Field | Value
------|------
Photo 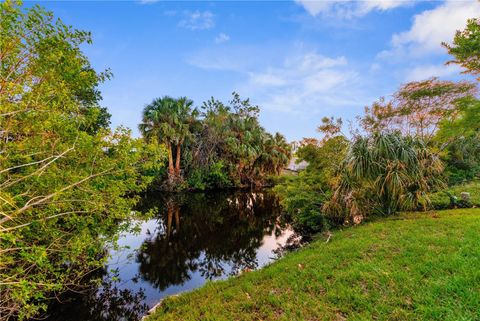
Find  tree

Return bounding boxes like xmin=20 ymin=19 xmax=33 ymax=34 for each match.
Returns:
xmin=184 ymin=93 xmax=290 ymax=189
xmin=438 ymin=16 xmax=480 ymax=184
xmin=359 ymin=78 xmax=476 ymax=142
xmin=325 ymin=132 xmax=444 ymax=222
xmin=435 ymin=97 xmax=480 ymax=184
xmin=274 ymin=135 xmax=348 ymax=232
xmin=443 ymin=18 xmax=480 ymax=80
xmin=317 ymin=116 xmax=343 ymax=141
xmin=173 ymin=97 xmax=197 ymax=177
xmin=0 ymin=2 xmax=159 ymax=319
xmin=139 ymin=96 xmax=196 ymax=183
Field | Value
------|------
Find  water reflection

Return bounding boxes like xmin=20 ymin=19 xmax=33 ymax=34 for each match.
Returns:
xmin=136 ymin=191 xmax=288 ymax=288
xmin=44 ymin=191 xmax=293 ymax=321
xmin=44 ymin=270 xmax=149 ymax=321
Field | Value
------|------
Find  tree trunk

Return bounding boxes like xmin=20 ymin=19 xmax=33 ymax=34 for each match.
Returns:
xmin=166 ymin=203 xmax=173 ymax=239
xmin=175 ymin=144 xmax=181 ymax=177
xmin=167 ymin=143 xmax=174 ymax=179
xmin=174 ymin=206 xmax=180 ymax=231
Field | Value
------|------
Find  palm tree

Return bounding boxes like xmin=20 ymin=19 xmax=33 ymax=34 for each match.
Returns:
xmin=270 ymin=132 xmax=291 ymax=175
xmin=325 ymin=132 xmax=444 ymax=220
xmin=139 ymin=96 xmax=196 ymax=182
xmin=172 ymin=97 xmax=196 ymax=177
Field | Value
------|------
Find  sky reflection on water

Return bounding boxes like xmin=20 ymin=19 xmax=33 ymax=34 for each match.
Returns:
xmin=46 ymin=191 xmax=294 ymax=321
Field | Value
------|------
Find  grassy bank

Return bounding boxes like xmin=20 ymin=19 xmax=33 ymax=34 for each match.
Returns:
xmin=148 ymin=209 xmax=480 ymax=321
xmin=430 ymin=181 xmax=480 ymax=209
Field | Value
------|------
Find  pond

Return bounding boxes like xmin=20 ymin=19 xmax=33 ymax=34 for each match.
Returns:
xmin=44 ymin=190 xmax=298 ymax=321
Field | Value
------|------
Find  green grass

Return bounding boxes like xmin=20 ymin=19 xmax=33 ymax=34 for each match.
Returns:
xmin=148 ymin=209 xmax=480 ymax=321
xmin=430 ymin=181 xmax=480 ymax=209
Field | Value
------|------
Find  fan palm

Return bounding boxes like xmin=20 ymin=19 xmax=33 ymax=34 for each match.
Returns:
xmin=326 ymin=132 xmax=444 ymax=219
xmin=139 ymin=96 xmax=196 ymax=181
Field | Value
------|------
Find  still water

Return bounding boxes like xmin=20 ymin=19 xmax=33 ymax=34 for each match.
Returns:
xmin=45 ymin=191 xmax=296 ymax=321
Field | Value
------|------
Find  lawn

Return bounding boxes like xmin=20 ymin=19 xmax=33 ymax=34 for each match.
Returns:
xmin=147 ymin=208 xmax=480 ymax=321
xmin=429 ymin=181 xmax=480 ymax=209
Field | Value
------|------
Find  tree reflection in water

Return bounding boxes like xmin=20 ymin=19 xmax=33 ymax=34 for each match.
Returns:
xmin=135 ymin=191 xmax=288 ymax=290
xmin=43 ymin=269 xmax=149 ymax=321
xmin=43 ymin=191 xmax=293 ymax=321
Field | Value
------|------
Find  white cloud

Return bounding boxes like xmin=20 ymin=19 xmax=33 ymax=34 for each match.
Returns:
xmin=295 ymin=0 xmax=332 ymax=16
xmin=384 ymin=0 xmax=480 ymax=57
xmin=405 ymin=63 xmax=461 ymax=81
xmin=295 ymin=0 xmax=415 ymax=18
xmin=188 ymin=46 xmax=371 ymax=114
xmin=243 ymin=52 xmax=361 ymax=114
xmin=215 ymin=33 xmax=230 ymax=44
xmin=178 ymin=11 xmax=215 ymax=30
xmin=249 ymin=73 xmax=286 ymax=87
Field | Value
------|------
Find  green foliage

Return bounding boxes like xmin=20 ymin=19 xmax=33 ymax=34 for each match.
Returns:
xmin=429 ymin=181 xmax=480 ymax=209
xmin=186 ymin=162 xmax=233 ymax=191
xmin=139 ymin=96 xmax=197 ymax=183
xmin=137 ymin=139 xmax=169 ymax=182
xmin=142 ymin=93 xmax=291 ymax=190
xmin=434 ymin=97 xmax=480 ymax=184
xmin=326 ymin=132 xmax=444 ymax=219
xmin=195 ymin=94 xmax=290 ymax=188
xmin=274 ymin=174 xmax=329 ymax=233
xmin=443 ymin=18 xmax=480 ymax=80
xmin=0 ymin=2 xmax=164 ymax=319
xmin=148 ymin=209 xmax=480 ymax=321
xmin=186 ymin=169 xmax=208 ymax=190
xmin=274 ymin=136 xmax=348 ymax=232
xmin=204 ymin=161 xmax=232 ymax=188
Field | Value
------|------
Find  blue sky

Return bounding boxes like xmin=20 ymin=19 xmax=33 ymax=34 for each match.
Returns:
xmin=33 ymin=0 xmax=480 ymax=141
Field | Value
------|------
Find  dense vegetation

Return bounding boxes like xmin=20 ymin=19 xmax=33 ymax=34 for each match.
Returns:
xmin=275 ymin=19 xmax=480 ymax=233
xmin=0 ymin=2 xmax=288 ymax=319
xmin=1 ymin=1 xmax=480 ymax=320
xmin=139 ymin=94 xmax=291 ymax=190
xmin=148 ymin=209 xmax=480 ymax=321
xmin=0 ymin=3 xmax=165 ymax=319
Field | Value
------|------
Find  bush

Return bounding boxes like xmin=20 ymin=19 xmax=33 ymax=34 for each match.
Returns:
xmin=273 ymin=175 xmax=328 ymax=233
xmin=429 ymin=181 xmax=480 ymax=209
xmin=273 ymin=136 xmax=348 ymax=233
xmin=186 ymin=162 xmax=232 ymax=191
xmin=187 ymin=169 xmax=207 ymax=190
xmin=205 ymin=161 xmax=232 ymax=189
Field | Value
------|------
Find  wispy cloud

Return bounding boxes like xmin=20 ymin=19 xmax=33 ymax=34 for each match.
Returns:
xmin=178 ymin=10 xmax=215 ymax=30
xmin=187 ymin=43 xmax=372 ymax=115
xmin=380 ymin=0 xmax=480 ymax=58
xmin=295 ymin=0 xmax=416 ymax=19
xmin=215 ymin=33 xmax=230 ymax=44
xmin=243 ymin=52 xmax=361 ymax=114
xmin=405 ymin=64 xmax=461 ymax=82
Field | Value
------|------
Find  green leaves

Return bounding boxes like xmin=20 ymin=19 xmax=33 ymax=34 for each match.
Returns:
xmin=274 ymin=136 xmax=347 ymax=233
xmin=0 ymin=2 xmax=162 ymax=319
xmin=140 ymin=92 xmax=291 ymax=190
xmin=359 ymin=78 xmax=476 ymax=142
xmin=443 ymin=18 xmax=480 ymax=80
xmin=331 ymin=132 xmax=444 ymax=218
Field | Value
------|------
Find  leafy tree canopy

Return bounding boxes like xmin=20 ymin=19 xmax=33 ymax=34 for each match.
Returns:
xmin=0 ymin=2 xmax=164 ymax=319
xmin=443 ymin=18 xmax=480 ymax=79
xmin=359 ymin=78 xmax=476 ymax=142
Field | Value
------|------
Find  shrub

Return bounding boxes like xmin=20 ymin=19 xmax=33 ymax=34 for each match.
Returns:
xmin=326 ymin=132 xmax=444 ymax=219
xmin=273 ymin=175 xmax=329 ymax=233
xmin=429 ymin=181 xmax=480 ymax=209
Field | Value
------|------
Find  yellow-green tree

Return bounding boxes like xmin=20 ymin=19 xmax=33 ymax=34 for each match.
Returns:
xmin=0 ymin=2 xmax=163 ymax=319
